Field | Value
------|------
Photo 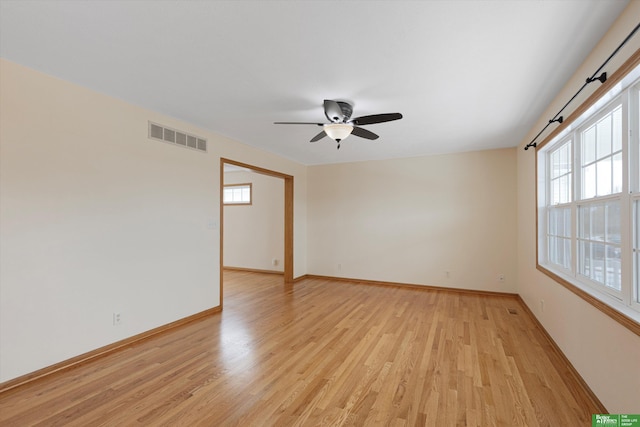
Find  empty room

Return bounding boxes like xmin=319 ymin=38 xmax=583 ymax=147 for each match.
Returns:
xmin=1 ymin=1 xmax=639 ymax=426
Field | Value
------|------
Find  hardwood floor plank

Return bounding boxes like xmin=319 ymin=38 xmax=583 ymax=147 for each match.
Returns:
xmin=0 ymin=271 xmax=604 ymax=426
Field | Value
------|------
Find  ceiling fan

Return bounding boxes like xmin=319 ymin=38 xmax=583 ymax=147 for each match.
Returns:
xmin=274 ymin=100 xmax=403 ymax=149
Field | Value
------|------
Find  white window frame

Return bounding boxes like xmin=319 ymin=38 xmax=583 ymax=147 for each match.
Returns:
xmin=537 ymin=65 xmax=640 ymax=325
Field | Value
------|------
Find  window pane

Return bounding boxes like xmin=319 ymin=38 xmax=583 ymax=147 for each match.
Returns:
xmin=607 ymin=201 xmax=621 ymax=244
xmin=559 ymin=143 xmax=568 ymax=175
xmin=591 ymin=204 xmax=605 ymax=241
xmin=596 ymin=114 xmax=612 ymax=160
xmin=556 ymin=209 xmax=565 ymax=237
xmin=591 ymin=242 xmax=605 ymax=284
xmin=548 ymin=209 xmax=557 ymax=235
xmin=579 ymin=206 xmax=590 ymax=239
xmin=551 ymin=149 xmax=560 ymax=178
xmin=556 ymin=237 xmax=564 ymax=267
xmin=550 ymin=141 xmax=571 ymax=178
xmin=558 ymin=176 xmax=566 ymax=204
xmin=563 ymin=141 xmax=572 ymax=176
xmin=582 ymin=126 xmax=596 ymax=165
xmin=612 ymin=105 xmax=622 ymax=153
xmin=549 ymin=207 xmax=572 ymax=238
xmin=596 ymin=158 xmax=612 ymax=196
xmin=580 ymin=241 xmax=590 ymax=277
xmin=583 ymin=163 xmax=596 ymax=199
xmin=564 ymin=238 xmax=571 ymax=269
xmin=549 ymin=141 xmax=572 ymax=204
xmin=606 ymin=245 xmax=622 ymax=291
xmin=558 ymin=144 xmax=565 ymax=173
xmin=560 ymin=175 xmax=571 ymax=204
xmin=612 ymin=152 xmax=623 ymax=194
xmin=581 ymin=106 xmax=622 ymax=200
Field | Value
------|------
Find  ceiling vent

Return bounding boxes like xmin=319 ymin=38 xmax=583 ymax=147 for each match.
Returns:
xmin=148 ymin=122 xmax=207 ymax=153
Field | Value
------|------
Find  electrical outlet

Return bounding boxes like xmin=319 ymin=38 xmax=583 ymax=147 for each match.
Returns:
xmin=272 ymin=258 xmax=278 ymax=266
xmin=113 ymin=312 xmax=122 ymax=326
xmin=498 ymin=274 xmax=505 ymax=282
xmin=337 ymin=263 xmax=342 ymax=271
xmin=540 ymin=300 xmax=545 ymax=313
xmin=445 ymin=271 xmax=450 ymax=278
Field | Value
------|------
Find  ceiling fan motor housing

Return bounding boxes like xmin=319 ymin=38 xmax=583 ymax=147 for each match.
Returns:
xmin=336 ymin=101 xmax=353 ymax=122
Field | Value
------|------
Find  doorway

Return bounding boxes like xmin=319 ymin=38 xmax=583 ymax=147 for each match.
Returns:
xmin=220 ymin=158 xmax=293 ymax=307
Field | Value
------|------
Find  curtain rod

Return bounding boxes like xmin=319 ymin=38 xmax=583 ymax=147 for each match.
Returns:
xmin=523 ymin=21 xmax=640 ymax=151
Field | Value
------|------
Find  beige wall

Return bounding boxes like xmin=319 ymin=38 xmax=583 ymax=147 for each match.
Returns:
xmin=223 ymin=170 xmax=284 ymax=272
xmin=0 ymin=59 xmax=307 ymax=382
xmin=307 ymin=148 xmax=517 ymax=293
xmin=516 ymin=2 xmax=640 ymax=412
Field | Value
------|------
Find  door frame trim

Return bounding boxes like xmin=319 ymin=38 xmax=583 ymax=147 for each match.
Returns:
xmin=220 ymin=158 xmax=294 ymax=306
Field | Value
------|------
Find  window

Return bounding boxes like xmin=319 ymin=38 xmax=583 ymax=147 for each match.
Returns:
xmin=224 ymin=183 xmax=252 ymax=205
xmin=537 ymin=65 xmax=640 ymax=322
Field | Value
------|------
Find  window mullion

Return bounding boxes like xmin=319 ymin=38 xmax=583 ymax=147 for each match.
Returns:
xmin=572 ymin=132 xmax=579 ymax=277
xmin=621 ymin=192 xmax=632 ymax=306
xmin=630 ymin=84 xmax=640 ymax=194
xmin=633 ymin=194 xmax=640 ymax=310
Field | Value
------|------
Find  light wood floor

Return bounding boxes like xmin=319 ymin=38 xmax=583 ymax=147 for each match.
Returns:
xmin=0 ymin=271 xmax=601 ymax=426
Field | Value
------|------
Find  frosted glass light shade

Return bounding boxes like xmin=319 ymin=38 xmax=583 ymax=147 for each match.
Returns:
xmin=324 ymin=123 xmax=353 ymax=141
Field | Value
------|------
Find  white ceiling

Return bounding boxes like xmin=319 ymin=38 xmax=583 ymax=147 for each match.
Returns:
xmin=0 ymin=0 xmax=630 ymax=165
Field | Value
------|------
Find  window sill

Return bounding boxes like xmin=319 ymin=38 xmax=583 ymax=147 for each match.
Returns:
xmin=537 ymin=263 xmax=640 ymax=337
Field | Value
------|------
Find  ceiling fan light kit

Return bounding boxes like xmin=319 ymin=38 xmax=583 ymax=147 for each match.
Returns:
xmin=275 ymin=99 xmax=402 ymax=150
xmin=323 ymin=123 xmax=353 ymax=142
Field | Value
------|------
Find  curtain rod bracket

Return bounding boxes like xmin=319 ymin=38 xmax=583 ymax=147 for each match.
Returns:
xmin=586 ymin=72 xmax=607 ymax=85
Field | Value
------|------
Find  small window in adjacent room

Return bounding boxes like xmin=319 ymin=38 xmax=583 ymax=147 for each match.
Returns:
xmin=224 ymin=183 xmax=252 ymax=205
